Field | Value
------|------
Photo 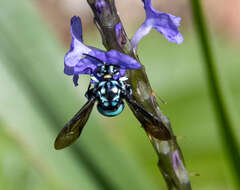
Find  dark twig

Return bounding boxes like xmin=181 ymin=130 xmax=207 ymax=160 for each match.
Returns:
xmin=87 ymin=0 xmax=191 ymax=189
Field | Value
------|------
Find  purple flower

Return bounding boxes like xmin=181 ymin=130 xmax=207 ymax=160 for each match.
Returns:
xmin=131 ymin=0 xmax=183 ymax=50
xmin=95 ymin=0 xmax=110 ymax=15
xmin=172 ymin=150 xmax=189 ymax=184
xmin=115 ymin=23 xmax=127 ymax=47
xmin=64 ymin=16 xmax=141 ymax=86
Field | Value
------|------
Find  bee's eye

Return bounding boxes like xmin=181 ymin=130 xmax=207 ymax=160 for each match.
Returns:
xmin=96 ymin=67 xmax=103 ymax=77
xmin=113 ymin=68 xmax=120 ymax=75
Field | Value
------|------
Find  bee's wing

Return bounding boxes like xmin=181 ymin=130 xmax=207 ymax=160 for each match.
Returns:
xmin=54 ymin=97 xmax=96 ymax=150
xmin=126 ymin=96 xmax=171 ymax=141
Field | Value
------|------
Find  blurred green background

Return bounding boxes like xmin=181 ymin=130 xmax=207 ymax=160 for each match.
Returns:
xmin=0 ymin=0 xmax=239 ymax=189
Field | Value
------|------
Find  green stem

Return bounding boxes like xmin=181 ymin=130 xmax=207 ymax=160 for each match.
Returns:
xmin=87 ymin=0 xmax=191 ymax=189
xmin=190 ymin=0 xmax=240 ymax=188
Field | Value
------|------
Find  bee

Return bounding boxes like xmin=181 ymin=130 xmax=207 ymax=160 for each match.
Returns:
xmin=54 ymin=54 xmax=171 ymax=149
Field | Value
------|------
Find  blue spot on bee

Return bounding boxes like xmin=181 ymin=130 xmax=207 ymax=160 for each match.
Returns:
xmin=97 ymin=103 xmax=124 ymax=117
xmin=111 ymin=101 xmax=118 ymax=106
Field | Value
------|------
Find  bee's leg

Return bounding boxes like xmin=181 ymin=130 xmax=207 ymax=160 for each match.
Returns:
xmin=125 ymin=84 xmax=132 ymax=95
xmin=87 ymin=82 xmax=91 ymax=91
xmin=85 ymin=83 xmax=97 ymax=100
xmin=85 ymin=75 xmax=100 ymax=100
xmin=118 ymin=76 xmax=132 ymax=97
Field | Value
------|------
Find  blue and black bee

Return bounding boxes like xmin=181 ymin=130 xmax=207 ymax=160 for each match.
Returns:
xmin=54 ymin=54 xmax=171 ymax=149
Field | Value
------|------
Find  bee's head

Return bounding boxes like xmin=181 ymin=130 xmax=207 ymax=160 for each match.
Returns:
xmin=83 ymin=53 xmax=120 ymax=79
xmin=96 ymin=64 xmax=120 ymax=79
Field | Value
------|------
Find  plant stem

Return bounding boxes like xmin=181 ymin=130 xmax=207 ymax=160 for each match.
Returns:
xmin=190 ymin=0 xmax=240 ymax=188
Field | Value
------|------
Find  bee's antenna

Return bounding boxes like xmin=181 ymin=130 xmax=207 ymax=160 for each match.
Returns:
xmin=83 ymin=53 xmax=105 ymax=64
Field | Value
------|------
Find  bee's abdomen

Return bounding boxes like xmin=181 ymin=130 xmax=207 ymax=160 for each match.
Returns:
xmin=97 ymin=103 xmax=124 ymax=117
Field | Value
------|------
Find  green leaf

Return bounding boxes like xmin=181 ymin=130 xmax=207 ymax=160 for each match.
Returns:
xmin=0 ymin=0 xmax=159 ymax=189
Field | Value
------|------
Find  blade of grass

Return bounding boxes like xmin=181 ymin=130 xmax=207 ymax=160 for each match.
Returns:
xmin=0 ymin=0 xmax=159 ymax=189
xmin=0 ymin=26 xmax=115 ymax=190
xmin=0 ymin=59 xmax=100 ymax=190
xmin=0 ymin=120 xmax=66 ymax=190
xmin=190 ymin=0 xmax=240 ymax=188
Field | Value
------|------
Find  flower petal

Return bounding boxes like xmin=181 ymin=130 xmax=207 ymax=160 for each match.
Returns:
xmin=131 ymin=0 xmax=183 ymax=49
xmin=73 ymin=75 xmax=79 ymax=86
xmin=71 ymin=16 xmax=83 ymax=42
xmin=64 ymin=16 xmax=93 ymax=76
xmin=115 ymin=23 xmax=127 ymax=47
xmin=90 ymin=49 xmax=141 ymax=70
xmin=64 ymin=16 xmax=141 ymax=86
